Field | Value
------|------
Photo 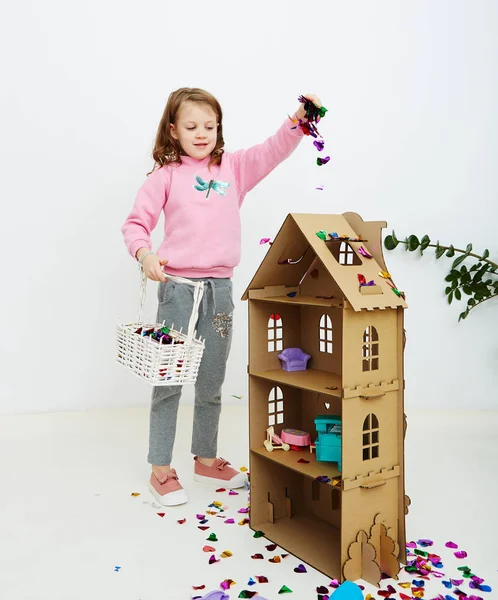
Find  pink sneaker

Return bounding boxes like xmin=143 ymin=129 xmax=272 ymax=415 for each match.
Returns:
xmin=148 ymin=469 xmax=188 ymax=506
xmin=193 ymin=456 xmax=247 ymax=489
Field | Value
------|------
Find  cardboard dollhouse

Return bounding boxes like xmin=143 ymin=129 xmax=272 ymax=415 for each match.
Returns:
xmin=242 ymin=212 xmax=409 ymax=585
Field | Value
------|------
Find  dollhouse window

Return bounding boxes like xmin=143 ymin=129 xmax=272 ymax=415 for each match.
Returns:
xmin=327 ymin=241 xmax=362 ymax=265
xmin=268 ymin=386 xmax=284 ymax=426
xmin=268 ymin=313 xmax=283 ymax=352
xmin=362 ymin=413 xmax=379 ymax=460
xmin=319 ymin=314 xmax=333 ymax=354
xmin=362 ymin=326 xmax=379 ymax=371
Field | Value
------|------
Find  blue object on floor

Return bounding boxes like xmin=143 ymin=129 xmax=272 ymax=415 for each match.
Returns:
xmin=332 ymin=581 xmax=363 ymax=599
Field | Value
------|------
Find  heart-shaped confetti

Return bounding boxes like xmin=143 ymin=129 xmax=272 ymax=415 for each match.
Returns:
xmin=239 ymin=519 xmax=250 ymax=526
xmin=177 ymin=518 xmax=186 ymax=524
xmin=131 ymin=492 xmax=140 ymax=497
xmin=238 ymin=591 xmax=257 ymax=598
xmin=259 ymin=238 xmax=271 ymax=245
xmin=199 ymin=519 xmax=208 ymax=524
xmin=294 ymin=563 xmax=307 ymax=573
xmin=406 ymin=541 xmax=417 ymax=548
xmin=297 ymin=458 xmax=310 ymax=464
xmin=281 ymin=553 xmax=289 ymax=559
xmin=399 ymin=583 xmax=411 ymax=589
xmin=208 ymin=554 xmax=219 ymax=565
xmin=203 ymin=545 xmax=216 ymax=552
xmin=417 ymin=539 xmax=433 ymax=547
xmin=238 ymin=507 xmax=250 ymax=514
xmin=198 ymin=526 xmax=209 ymax=531
xmin=196 ymin=514 xmax=205 ymax=520
xmin=229 ymin=490 xmax=239 ymax=495
xmin=454 ymin=551 xmax=468 ymax=559
xmin=156 ymin=512 xmax=165 ymax=517
xmin=224 ymin=518 xmax=235 ymax=524
xmin=400 ymin=595 xmax=412 ymax=600
xmin=445 ymin=541 xmax=458 ymax=548
xmin=253 ymin=530 xmax=264 ymax=537
xmin=215 ymin=488 xmax=226 ymax=492
xmin=317 ymin=586 xmax=329 ymax=594
xmin=221 ymin=579 xmax=236 ymax=590
xmin=269 ymin=556 xmax=281 ymax=563
xmin=412 ymin=580 xmax=425 ymax=587
xmin=240 ymin=466 xmax=248 ymax=471
xmin=192 ymin=585 xmax=206 ymax=590
xmin=251 ymin=553 xmax=264 ymax=560
xmin=266 ymin=544 xmax=277 ymax=551
xmin=278 ymin=585 xmax=292 ymax=594
xmin=221 ymin=550 xmax=233 ymax=558
xmin=207 ymin=533 xmax=218 ymax=542
xmin=442 ymin=581 xmax=452 ymax=589
xmin=329 ymin=579 xmax=340 ymax=588
xmin=451 ymin=579 xmax=464 ymax=586
xmin=256 ymin=576 xmax=269 ymax=583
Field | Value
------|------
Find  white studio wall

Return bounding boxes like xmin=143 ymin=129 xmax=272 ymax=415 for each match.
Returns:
xmin=1 ymin=0 xmax=496 ymax=414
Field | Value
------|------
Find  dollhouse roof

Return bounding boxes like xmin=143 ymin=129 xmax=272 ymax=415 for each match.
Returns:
xmin=241 ymin=212 xmax=408 ymax=311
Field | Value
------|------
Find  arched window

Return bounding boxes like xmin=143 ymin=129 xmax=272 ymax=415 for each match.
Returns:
xmin=362 ymin=414 xmax=379 ymax=460
xmin=362 ymin=326 xmax=379 ymax=371
xmin=268 ymin=386 xmax=284 ymax=426
xmin=268 ymin=313 xmax=283 ymax=352
xmin=319 ymin=314 xmax=333 ymax=354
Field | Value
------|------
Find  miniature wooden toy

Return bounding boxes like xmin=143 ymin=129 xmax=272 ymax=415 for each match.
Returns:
xmin=243 ymin=212 xmax=409 ymax=585
xmin=264 ymin=426 xmax=290 ymax=452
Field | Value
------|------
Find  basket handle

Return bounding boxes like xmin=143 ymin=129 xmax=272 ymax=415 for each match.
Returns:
xmin=137 ymin=271 xmax=204 ymax=343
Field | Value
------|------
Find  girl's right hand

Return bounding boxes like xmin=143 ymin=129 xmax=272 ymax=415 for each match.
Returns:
xmin=142 ymin=254 xmax=168 ymax=282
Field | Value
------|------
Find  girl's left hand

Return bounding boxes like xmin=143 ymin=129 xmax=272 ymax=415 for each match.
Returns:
xmin=295 ymin=94 xmax=322 ymax=120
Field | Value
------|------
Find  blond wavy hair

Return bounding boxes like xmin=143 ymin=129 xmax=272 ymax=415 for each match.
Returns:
xmin=147 ymin=87 xmax=224 ymax=175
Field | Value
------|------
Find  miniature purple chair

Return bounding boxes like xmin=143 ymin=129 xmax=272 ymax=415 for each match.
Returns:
xmin=277 ymin=347 xmax=311 ymax=372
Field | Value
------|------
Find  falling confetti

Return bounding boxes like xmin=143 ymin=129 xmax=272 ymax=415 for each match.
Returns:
xmin=297 ymin=458 xmax=310 ymax=464
xmin=445 ymin=541 xmax=459 ymax=548
xmin=220 ymin=550 xmax=233 ymax=559
xmin=114 ymin=566 xmax=121 ymax=572
xmin=315 ymin=230 xmax=327 ymax=241
xmin=253 ymin=530 xmax=264 ymax=538
xmin=157 ymin=512 xmax=165 ymax=518
xmin=240 ymin=466 xmax=248 ymax=472
xmin=216 ymin=488 xmax=226 ymax=493
xmin=224 ymin=518 xmax=235 ymax=524
xmin=455 ymin=551 xmax=468 ymax=559
xmin=207 ymin=533 xmax=218 ymax=542
xmin=208 ymin=554 xmax=219 ymax=565
xmin=229 ymin=490 xmax=239 ymax=496
xmin=130 ymin=492 xmax=140 ymax=497
xmin=256 ymin=576 xmax=269 ymax=584
xmin=220 ymin=579 xmax=236 ymax=590
xmin=198 ymin=526 xmax=210 ymax=531
xmin=269 ymin=556 xmax=281 ymax=563
xmin=177 ymin=518 xmax=186 ymax=524
xmin=317 ymin=586 xmax=329 ymax=594
xmin=238 ymin=592 xmax=258 ymax=599
xmin=203 ymin=545 xmax=216 ymax=552
xmin=259 ymin=238 xmax=271 ymax=245
xmin=278 ymin=585 xmax=292 ymax=594
xmin=294 ymin=563 xmax=307 ymax=573
xmin=251 ymin=553 xmax=264 ymax=560
xmin=266 ymin=544 xmax=277 ymax=551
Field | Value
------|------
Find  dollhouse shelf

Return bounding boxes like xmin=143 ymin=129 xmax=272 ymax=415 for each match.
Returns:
xmin=249 ymin=369 xmax=342 ymax=398
xmin=252 ymin=295 xmax=343 ymax=308
xmin=252 ymin=447 xmax=342 ymax=484
xmin=250 ymin=514 xmax=341 ymax=578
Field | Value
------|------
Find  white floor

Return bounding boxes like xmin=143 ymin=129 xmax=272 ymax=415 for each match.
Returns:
xmin=0 ymin=405 xmax=497 ymax=600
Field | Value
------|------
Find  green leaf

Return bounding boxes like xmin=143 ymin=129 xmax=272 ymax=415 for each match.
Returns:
xmin=392 ymin=230 xmax=399 ymax=244
xmin=463 ymin=285 xmax=472 ymax=295
xmin=420 ymin=234 xmax=431 ymax=251
xmin=448 ymin=291 xmax=453 ymax=304
xmin=454 ymin=288 xmax=462 ymax=301
xmin=435 ymin=244 xmax=445 ymax=259
xmin=461 ymin=272 xmax=471 ymax=284
xmin=451 ymin=279 xmax=458 ymax=289
xmin=461 ymin=265 xmax=467 ymax=273
xmin=482 ymin=248 xmax=490 ymax=259
xmin=384 ymin=235 xmax=398 ymax=250
xmin=458 ymin=311 xmax=468 ymax=322
xmin=465 ymin=243 xmax=473 ymax=253
xmin=445 ymin=286 xmax=452 ymax=295
xmin=468 ymin=298 xmax=476 ymax=306
xmin=446 ymin=245 xmax=455 ymax=257
xmin=407 ymin=235 xmax=420 ymax=251
xmin=452 ymin=255 xmax=466 ymax=269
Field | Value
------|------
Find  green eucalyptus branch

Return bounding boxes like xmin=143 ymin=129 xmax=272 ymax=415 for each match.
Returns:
xmin=384 ymin=232 xmax=498 ymax=322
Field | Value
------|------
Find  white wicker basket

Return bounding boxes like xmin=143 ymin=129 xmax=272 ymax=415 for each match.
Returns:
xmin=116 ymin=271 xmax=205 ymax=386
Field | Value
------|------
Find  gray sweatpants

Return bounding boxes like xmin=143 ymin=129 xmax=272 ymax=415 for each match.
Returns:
xmin=147 ymin=277 xmax=234 ymax=466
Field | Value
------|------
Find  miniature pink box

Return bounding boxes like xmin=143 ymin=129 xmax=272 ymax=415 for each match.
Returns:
xmin=280 ymin=428 xmax=311 ymax=446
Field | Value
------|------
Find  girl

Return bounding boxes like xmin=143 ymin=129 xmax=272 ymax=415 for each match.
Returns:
xmin=121 ymin=87 xmax=321 ymax=506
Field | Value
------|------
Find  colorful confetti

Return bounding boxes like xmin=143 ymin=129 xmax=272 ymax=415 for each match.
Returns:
xmin=266 ymin=544 xmax=277 ymax=551
xmin=207 ymin=533 xmax=218 ymax=542
xmin=220 ymin=550 xmax=233 ymax=559
xmin=278 ymin=585 xmax=292 ymax=594
xmin=220 ymin=579 xmax=236 ymax=590
xmin=294 ymin=563 xmax=307 ymax=573
xmin=208 ymin=554 xmax=219 ymax=565
xmin=130 ymin=492 xmax=140 ymax=497
xmin=253 ymin=530 xmax=264 ymax=538
xmin=251 ymin=553 xmax=264 ymax=560
xmin=177 ymin=518 xmax=186 ymax=524
xmin=203 ymin=545 xmax=216 ymax=552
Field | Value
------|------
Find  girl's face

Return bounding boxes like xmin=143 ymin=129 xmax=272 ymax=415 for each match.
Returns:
xmin=170 ymin=102 xmax=218 ymax=160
